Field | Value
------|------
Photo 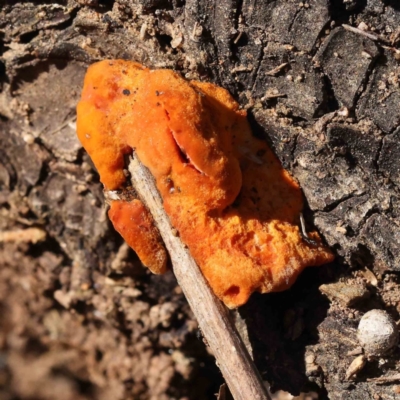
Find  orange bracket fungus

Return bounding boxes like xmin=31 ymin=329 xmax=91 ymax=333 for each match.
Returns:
xmin=77 ymin=60 xmax=334 ymax=308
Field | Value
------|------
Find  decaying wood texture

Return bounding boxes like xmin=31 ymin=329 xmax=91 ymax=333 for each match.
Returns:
xmin=2 ymin=1 xmax=400 ymax=399
xmin=128 ymin=154 xmax=271 ymax=400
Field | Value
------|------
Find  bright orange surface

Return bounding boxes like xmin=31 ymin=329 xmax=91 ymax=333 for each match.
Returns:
xmin=108 ymin=200 xmax=167 ymax=274
xmin=77 ymin=60 xmax=334 ymax=308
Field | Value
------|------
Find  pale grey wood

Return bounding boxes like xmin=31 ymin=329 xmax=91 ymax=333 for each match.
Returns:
xmin=128 ymin=154 xmax=272 ymax=400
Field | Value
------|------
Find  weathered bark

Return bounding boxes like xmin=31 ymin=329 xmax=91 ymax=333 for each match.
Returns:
xmin=1 ymin=1 xmax=400 ymax=399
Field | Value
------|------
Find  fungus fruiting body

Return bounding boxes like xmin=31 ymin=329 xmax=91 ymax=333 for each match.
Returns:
xmin=108 ymin=199 xmax=168 ymax=274
xmin=77 ymin=60 xmax=334 ymax=308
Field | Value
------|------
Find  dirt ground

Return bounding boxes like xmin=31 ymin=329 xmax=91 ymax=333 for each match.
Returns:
xmin=1 ymin=1 xmax=400 ymax=399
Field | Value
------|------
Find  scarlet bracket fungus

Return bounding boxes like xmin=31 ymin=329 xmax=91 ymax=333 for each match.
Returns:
xmin=77 ymin=60 xmax=334 ymax=308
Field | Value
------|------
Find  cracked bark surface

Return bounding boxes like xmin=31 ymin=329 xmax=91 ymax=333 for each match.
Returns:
xmin=1 ymin=1 xmax=400 ymax=399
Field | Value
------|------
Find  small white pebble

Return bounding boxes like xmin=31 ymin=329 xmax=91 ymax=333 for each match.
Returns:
xmin=305 ymin=354 xmax=316 ymax=364
xmin=358 ymin=22 xmax=368 ymax=31
xmin=338 ymin=107 xmax=349 ymax=117
xmin=22 ymin=133 xmax=35 ymax=144
xmin=357 ymin=310 xmax=399 ymax=357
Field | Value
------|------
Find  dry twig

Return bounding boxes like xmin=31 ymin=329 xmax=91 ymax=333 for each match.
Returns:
xmin=265 ymin=62 xmax=289 ymax=76
xmin=342 ymin=24 xmax=390 ymax=44
xmin=128 ymin=154 xmax=271 ymax=400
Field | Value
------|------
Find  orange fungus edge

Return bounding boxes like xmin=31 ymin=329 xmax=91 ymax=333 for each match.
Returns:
xmin=108 ymin=200 xmax=168 ymax=274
